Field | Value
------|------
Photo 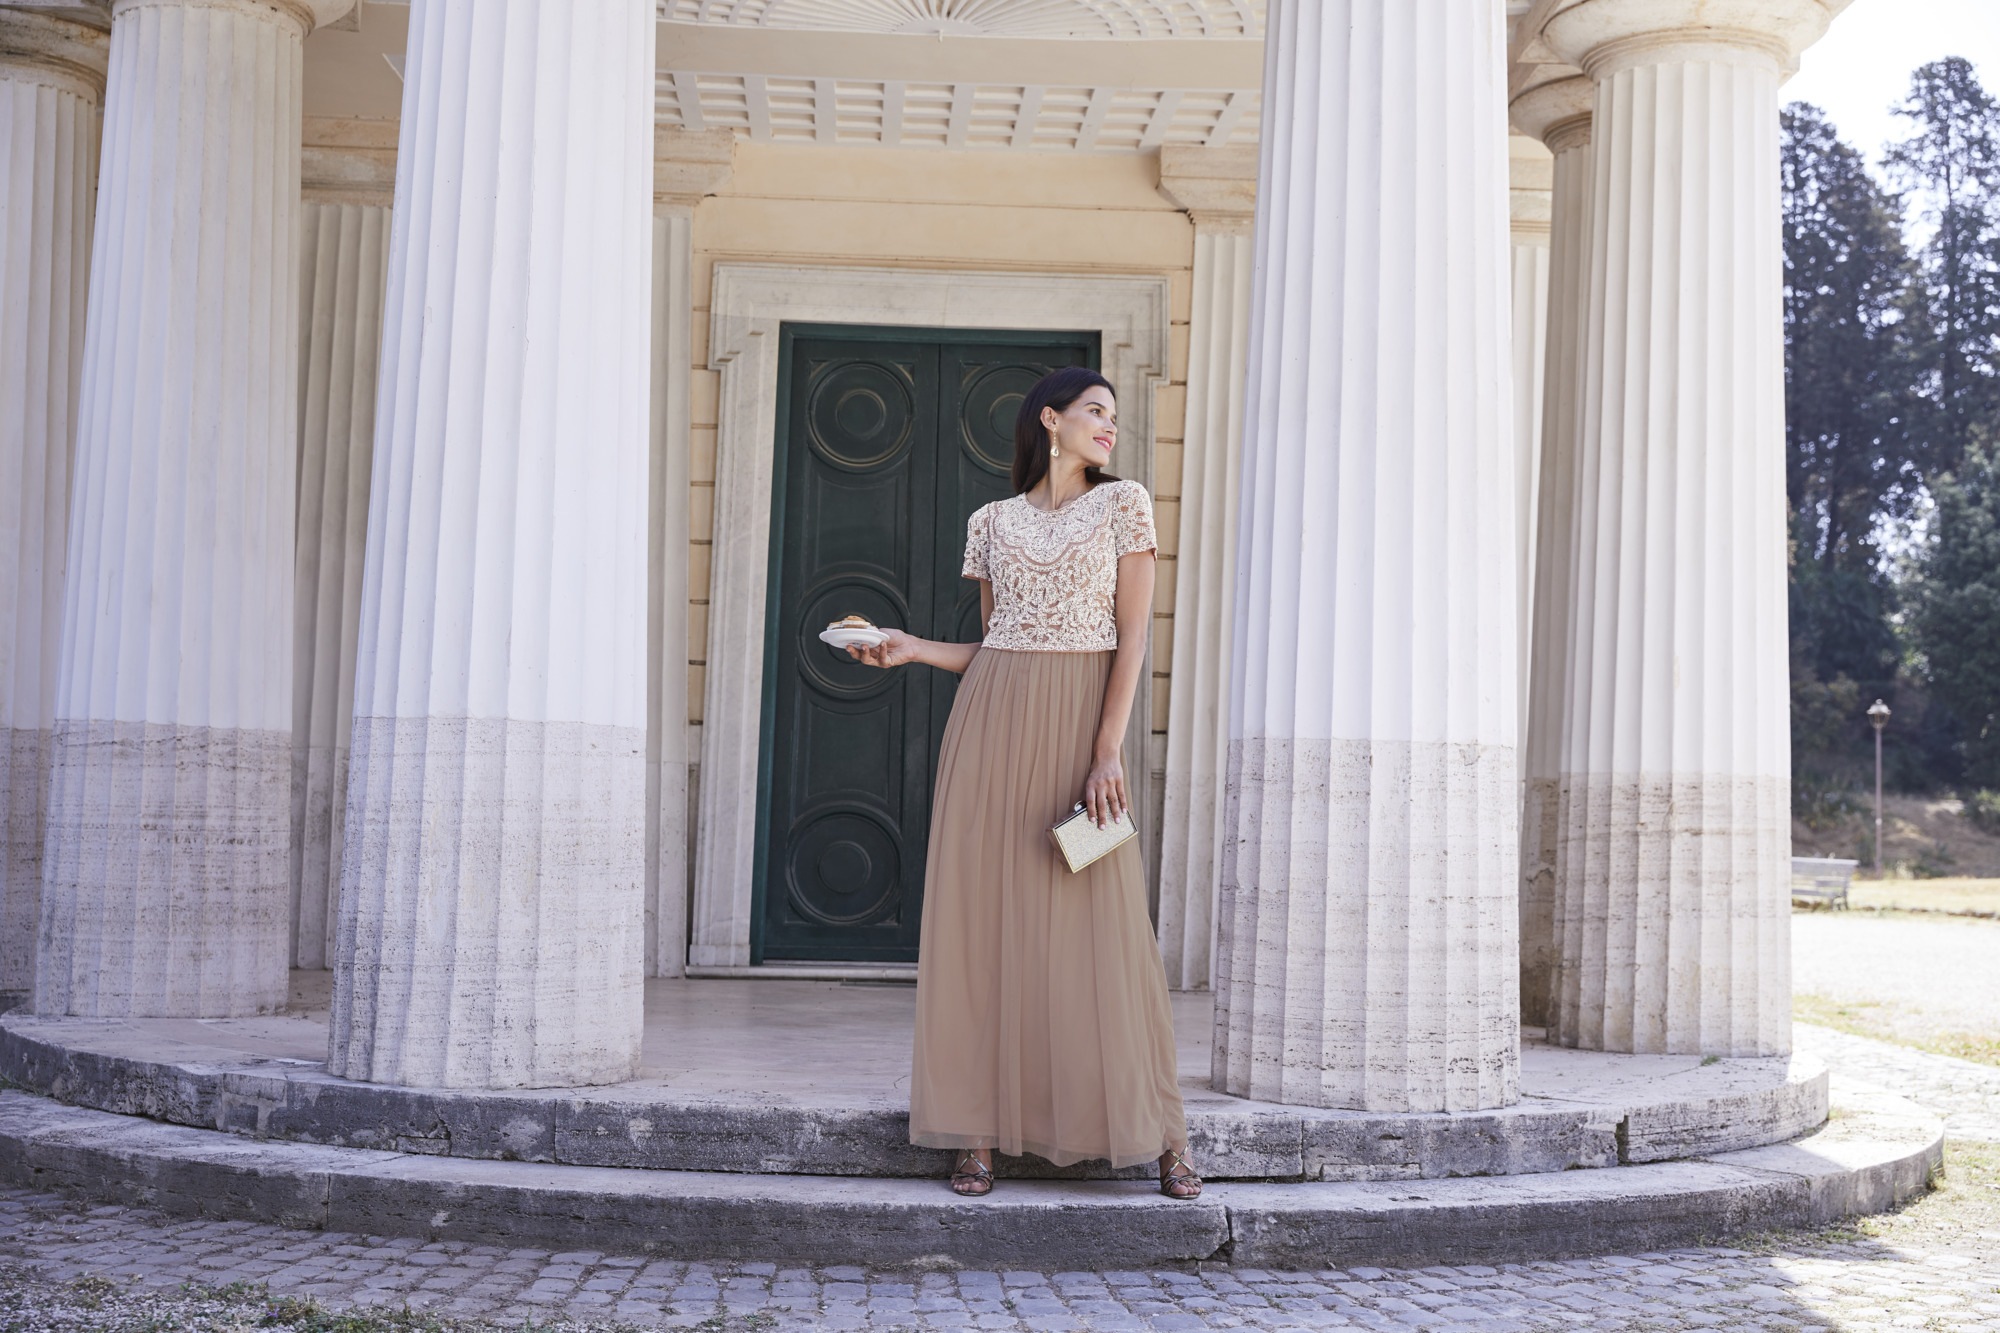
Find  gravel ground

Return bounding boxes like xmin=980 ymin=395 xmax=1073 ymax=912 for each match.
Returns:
xmin=1792 ymin=910 xmax=2000 ymax=1063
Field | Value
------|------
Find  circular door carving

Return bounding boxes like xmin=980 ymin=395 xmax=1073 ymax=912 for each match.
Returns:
xmin=959 ymin=363 xmax=1042 ymax=474
xmin=786 ymin=807 xmax=902 ymax=928
xmin=808 ymin=361 xmax=915 ymax=470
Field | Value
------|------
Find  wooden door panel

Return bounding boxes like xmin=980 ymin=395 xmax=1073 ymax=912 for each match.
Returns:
xmin=759 ymin=329 xmax=1096 ymax=962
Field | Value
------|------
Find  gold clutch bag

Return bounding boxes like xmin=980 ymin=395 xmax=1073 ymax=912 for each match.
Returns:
xmin=1048 ymin=802 xmax=1137 ymax=874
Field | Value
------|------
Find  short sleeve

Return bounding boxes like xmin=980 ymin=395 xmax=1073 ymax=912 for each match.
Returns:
xmin=1111 ymin=482 xmax=1157 ymax=558
xmin=961 ymin=504 xmax=992 ymax=580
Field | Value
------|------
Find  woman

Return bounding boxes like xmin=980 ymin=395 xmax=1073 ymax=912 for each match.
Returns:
xmin=846 ymin=366 xmax=1200 ymax=1201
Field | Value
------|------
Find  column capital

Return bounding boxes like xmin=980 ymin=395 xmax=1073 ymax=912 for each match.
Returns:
xmin=302 ymin=115 xmax=395 ymax=205
xmin=108 ymin=0 xmax=356 ymax=39
xmin=655 ymin=127 xmax=734 ymax=212
xmin=1156 ymin=144 xmax=1258 ymax=235
xmin=1531 ymin=0 xmax=1851 ymax=80
xmin=1510 ymin=72 xmax=1594 ymax=155
xmin=0 ymin=6 xmax=111 ymax=101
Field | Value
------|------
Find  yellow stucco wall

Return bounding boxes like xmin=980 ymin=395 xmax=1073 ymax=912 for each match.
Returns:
xmin=682 ymin=142 xmax=1197 ymax=758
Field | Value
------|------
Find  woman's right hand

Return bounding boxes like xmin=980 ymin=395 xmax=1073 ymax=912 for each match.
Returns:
xmin=847 ymin=628 xmax=922 ymax=669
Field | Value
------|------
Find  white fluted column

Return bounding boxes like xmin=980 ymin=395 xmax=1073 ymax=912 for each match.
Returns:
xmin=646 ymin=128 xmax=730 ymax=979
xmin=1212 ymin=0 xmax=1520 ymax=1112
xmin=1508 ymin=141 xmax=1550 ymax=769
xmin=1537 ymin=0 xmax=1842 ymax=1055
xmin=0 ymin=9 xmax=106 ymax=997
xmin=290 ymin=199 xmax=390 ymax=971
xmin=36 ymin=0 xmax=346 ymax=1018
xmin=1511 ymin=78 xmax=1595 ymax=1030
xmin=1154 ymin=146 xmax=1256 ymax=992
xmin=328 ymin=0 xmax=655 ymax=1088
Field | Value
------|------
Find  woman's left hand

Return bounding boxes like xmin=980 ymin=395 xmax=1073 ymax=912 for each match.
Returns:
xmin=1083 ymin=753 xmax=1128 ymax=829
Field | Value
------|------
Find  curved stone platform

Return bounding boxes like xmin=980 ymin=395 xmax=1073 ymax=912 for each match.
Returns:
xmin=0 ymin=975 xmax=1828 ymax=1183
xmin=0 ymin=1081 xmax=1942 ymax=1268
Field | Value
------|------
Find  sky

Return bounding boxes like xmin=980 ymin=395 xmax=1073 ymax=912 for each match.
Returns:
xmin=1785 ymin=0 xmax=2000 ymax=170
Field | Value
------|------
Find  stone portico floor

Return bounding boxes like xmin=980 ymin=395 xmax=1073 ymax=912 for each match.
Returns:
xmin=3 ymin=973 xmax=1832 ymax=1181
xmin=0 ymin=974 xmax=1944 ymax=1268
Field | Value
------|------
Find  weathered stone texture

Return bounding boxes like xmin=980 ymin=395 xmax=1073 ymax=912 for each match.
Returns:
xmin=1215 ymin=738 xmax=1520 ymax=1113
xmin=0 ymin=732 xmax=49 ymax=996
xmin=330 ymin=719 xmax=647 ymax=1089
xmin=0 ymin=1081 xmax=1940 ymax=1268
xmin=1552 ymin=773 xmax=1792 ymax=1055
xmin=36 ymin=723 xmax=290 ymax=1016
xmin=0 ymin=10 xmax=104 ymax=994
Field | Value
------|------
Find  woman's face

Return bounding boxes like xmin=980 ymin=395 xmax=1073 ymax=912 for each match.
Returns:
xmin=1044 ymin=388 xmax=1118 ymax=470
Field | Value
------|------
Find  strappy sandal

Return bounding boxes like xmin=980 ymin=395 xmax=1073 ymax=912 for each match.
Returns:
xmin=950 ymin=1149 xmax=994 ymax=1198
xmin=1160 ymin=1147 xmax=1203 ymax=1200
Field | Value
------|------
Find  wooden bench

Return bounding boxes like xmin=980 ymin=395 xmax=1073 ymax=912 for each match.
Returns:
xmin=1790 ymin=856 xmax=1857 ymax=910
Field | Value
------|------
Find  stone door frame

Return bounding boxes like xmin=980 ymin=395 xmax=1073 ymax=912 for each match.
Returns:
xmin=690 ymin=262 xmax=1171 ymax=970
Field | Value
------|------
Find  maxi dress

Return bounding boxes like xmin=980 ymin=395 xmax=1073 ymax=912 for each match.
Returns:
xmin=907 ymin=478 xmax=1189 ymax=1169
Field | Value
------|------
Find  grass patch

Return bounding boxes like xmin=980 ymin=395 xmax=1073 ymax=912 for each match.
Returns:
xmin=1856 ymin=1139 xmax=2000 ymax=1241
xmin=1793 ymin=992 xmax=2000 ymax=1066
xmin=260 ymin=1294 xmax=467 ymax=1332
xmin=1734 ymin=1139 xmax=2000 ymax=1253
xmin=1843 ymin=876 xmax=2000 ymax=917
xmin=65 ymin=1276 xmax=114 ymax=1312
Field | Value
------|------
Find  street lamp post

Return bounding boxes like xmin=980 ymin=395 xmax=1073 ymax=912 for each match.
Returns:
xmin=1868 ymin=699 xmax=1891 ymax=877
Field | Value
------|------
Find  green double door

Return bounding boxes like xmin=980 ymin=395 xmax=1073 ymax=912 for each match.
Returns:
xmin=756 ymin=325 xmax=1099 ymax=963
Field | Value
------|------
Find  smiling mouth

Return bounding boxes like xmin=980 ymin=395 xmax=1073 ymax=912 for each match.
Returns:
xmin=1094 ymin=437 xmax=1114 ymax=448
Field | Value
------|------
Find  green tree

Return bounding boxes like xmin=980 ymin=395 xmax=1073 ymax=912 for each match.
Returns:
xmin=1782 ymin=104 xmax=1916 ymax=780
xmin=1910 ymin=440 xmax=2000 ymax=787
xmin=1889 ymin=58 xmax=2000 ymax=481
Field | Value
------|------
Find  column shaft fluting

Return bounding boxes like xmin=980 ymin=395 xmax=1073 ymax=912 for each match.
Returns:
xmin=37 ymin=0 xmax=316 ymax=1018
xmin=1509 ymin=230 xmax=1549 ymax=768
xmin=1156 ymin=223 xmax=1253 ymax=992
xmin=291 ymin=200 xmax=389 ymax=971
xmin=1511 ymin=80 xmax=1595 ymax=1031
xmin=1212 ymin=0 xmax=1521 ymax=1113
xmin=0 ymin=11 xmax=105 ymax=995
xmin=1547 ymin=36 xmax=1794 ymax=1055
xmin=646 ymin=206 xmax=694 ymax=980
xmin=329 ymin=0 xmax=655 ymax=1088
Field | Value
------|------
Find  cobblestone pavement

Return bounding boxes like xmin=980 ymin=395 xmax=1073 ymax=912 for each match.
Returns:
xmin=1 ymin=1025 xmax=1996 ymax=1331
xmin=1796 ymin=1020 xmax=2000 ymax=1141
xmin=1 ymin=1193 xmax=1998 ymax=1333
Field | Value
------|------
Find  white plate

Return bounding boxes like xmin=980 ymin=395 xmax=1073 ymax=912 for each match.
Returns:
xmin=819 ymin=626 xmax=890 ymax=650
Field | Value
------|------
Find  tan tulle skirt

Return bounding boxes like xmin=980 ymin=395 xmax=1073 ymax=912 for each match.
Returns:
xmin=909 ymin=648 xmax=1188 ymax=1169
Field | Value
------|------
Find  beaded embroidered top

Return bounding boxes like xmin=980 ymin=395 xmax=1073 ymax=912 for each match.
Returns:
xmin=961 ymin=479 xmax=1158 ymax=652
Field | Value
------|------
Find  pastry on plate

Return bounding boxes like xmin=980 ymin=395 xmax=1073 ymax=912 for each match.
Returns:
xmin=818 ymin=613 xmax=890 ymax=651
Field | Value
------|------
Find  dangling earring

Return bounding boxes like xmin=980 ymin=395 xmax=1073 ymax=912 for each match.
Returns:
xmin=1048 ymin=431 xmax=1060 ymax=460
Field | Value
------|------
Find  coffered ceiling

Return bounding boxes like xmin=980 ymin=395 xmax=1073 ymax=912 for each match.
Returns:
xmin=303 ymin=0 xmax=1565 ymax=156
xmin=654 ymin=0 xmax=1263 ymax=39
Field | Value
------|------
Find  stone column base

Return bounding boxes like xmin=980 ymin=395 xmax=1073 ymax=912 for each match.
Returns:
xmin=37 ymin=721 xmax=290 ymax=1017
xmin=330 ymin=716 xmax=647 ymax=1089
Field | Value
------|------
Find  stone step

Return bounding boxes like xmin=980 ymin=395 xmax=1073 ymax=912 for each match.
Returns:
xmin=0 ymin=1015 xmax=1831 ymax=1183
xmin=0 ymin=1083 xmax=1941 ymax=1269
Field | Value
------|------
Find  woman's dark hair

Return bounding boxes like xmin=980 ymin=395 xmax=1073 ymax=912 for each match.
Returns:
xmin=1011 ymin=366 xmax=1120 ymax=495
